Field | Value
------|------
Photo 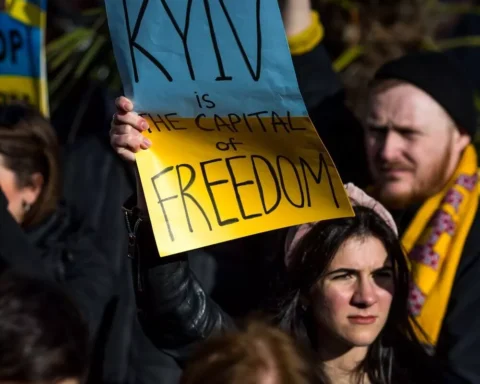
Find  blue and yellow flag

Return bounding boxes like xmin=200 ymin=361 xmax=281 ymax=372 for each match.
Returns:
xmin=0 ymin=0 xmax=48 ymax=116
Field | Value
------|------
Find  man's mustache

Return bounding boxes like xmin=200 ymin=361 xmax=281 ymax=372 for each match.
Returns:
xmin=376 ymin=161 xmax=414 ymax=173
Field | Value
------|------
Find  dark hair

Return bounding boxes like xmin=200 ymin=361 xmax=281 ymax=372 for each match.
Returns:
xmin=0 ymin=270 xmax=89 ymax=383
xmin=0 ymin=104 xmax=61 ymax=227
xmin=181 ymin=321 xmax=318 ymax=384
xmin=270 ymin=206 xmax=435 ymax=384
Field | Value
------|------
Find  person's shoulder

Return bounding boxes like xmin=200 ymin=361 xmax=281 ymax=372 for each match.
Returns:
xmin=454 ymin=197 xmax=480 ymax=282
xmin=463 ymin=198 xmax=480 ymax=257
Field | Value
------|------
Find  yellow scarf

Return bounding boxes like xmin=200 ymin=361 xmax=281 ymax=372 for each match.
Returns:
xmin=401 ymin=144 xmax=479 ymax=346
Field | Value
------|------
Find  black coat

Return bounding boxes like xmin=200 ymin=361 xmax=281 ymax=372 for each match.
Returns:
xmin=393 ymin=205 xmax=480 ymax=384
xmin=0 ymin=189 xmax=52 ymax=279
xmin=0 ymin=188 xmax=117 ymax=376
xmin=62 ymin=135 xmax=138 ymax=384
xmin=25 ymin=202 xmax=115 ymax=343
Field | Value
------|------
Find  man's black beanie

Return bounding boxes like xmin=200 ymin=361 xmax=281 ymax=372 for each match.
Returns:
xmin=374 ymin=51 xmax=476 ymax=137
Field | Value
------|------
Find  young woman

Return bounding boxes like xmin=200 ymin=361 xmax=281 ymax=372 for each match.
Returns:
xmin=271 ymin=206 xmax=437 ymax=383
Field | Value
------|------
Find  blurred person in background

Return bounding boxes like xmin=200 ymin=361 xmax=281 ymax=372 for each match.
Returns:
xmin=282 ymin=0 xmax=370 ymax=188
xmin=180 ymin=321 xmax=316 ymax=384
xmin=0 ymin=270 xmax=89 ymax=384
xmin=0 ymin=104 xmax=115 ymax=382
xmin=365 ymin=53 xmax=479 ymax=383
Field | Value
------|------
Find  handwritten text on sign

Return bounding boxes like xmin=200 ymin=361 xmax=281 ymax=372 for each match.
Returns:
xmin=106 ymin=0 xmax=353 ymax=256
xmin=0 ymin=0 xmax=48 ymax=116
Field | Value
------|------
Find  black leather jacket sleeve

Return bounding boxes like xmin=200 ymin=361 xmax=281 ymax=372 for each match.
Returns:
xmin=124 ymin=205 xmax=234 ymax=362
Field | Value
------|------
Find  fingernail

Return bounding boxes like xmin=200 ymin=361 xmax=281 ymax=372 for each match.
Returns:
xmin=143 ymin=137 xmax=152 ymax=147
xmin=141 ymin=121 xmax=149 ymax=130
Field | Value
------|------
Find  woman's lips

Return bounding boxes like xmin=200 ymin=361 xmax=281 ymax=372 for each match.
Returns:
xmin=347 ymin=316 xmax=377 ymax=325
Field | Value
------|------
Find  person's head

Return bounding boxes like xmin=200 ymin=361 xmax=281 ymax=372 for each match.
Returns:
xmin=273 ymin=206 xmax=424 ymax=382
xmin=0 ymin=270 xmax=89 ymax=384
xmin=364 ymin=52 xmax=474 ymax=209
xmin=180 ymin=321 xmax=316 ymax=384
xmin=0 ymin=104 xmax=61 ymax=227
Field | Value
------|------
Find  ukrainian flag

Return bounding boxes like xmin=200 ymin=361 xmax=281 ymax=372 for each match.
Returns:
xmin=0 ymin=0 xmax=48 ymax=116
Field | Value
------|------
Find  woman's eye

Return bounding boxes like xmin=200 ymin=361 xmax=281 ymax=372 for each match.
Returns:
xmin=332 ymin=273 xmax=353 ymax=280
xmin=374 ymin=270 xmax=393 ymax=279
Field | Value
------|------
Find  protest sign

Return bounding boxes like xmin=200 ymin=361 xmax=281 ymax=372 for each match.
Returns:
xmin=106 ymin=0 xmax=353 ymax=256
xmin=0 ymin=0 xmax=48 ymax=116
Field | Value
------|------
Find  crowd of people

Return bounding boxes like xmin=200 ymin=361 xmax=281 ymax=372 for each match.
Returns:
xmin=0 ymin=0 xmax=479 ymax=383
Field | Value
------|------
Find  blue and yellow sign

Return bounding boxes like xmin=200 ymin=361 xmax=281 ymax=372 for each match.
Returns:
xmin=0 ymin=0 xmax=48 ymax=116
xmin=106 ymin=0 xmax=353 ymax=256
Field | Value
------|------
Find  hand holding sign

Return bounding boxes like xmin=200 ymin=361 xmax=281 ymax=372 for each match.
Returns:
xmin=110 ymin=96 xmax=151 ymax=163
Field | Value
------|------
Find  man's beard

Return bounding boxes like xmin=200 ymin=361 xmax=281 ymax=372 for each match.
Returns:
xmin=374 ymin=149 xmax=452 ymax=210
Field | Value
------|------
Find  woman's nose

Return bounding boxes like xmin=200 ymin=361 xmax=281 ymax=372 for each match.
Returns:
xmin=351 ymin=278 xmax=378 ymax=308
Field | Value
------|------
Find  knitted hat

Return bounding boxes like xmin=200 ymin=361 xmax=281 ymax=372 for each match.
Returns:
xmin=374 ymin=52 xmax=476 ymax=137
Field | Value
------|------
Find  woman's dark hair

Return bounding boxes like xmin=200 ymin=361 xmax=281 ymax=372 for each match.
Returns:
xmin=0 ymin=270 xmax=89 ymax=383
xmin=0 ymin=104 xmax=61 ymax=227
xmin=269 ymin=206 xmax=436 ymax=384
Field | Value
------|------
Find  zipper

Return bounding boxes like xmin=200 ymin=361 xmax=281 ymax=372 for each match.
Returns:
xmin=124 ymin=210 xmax=144 ymax=293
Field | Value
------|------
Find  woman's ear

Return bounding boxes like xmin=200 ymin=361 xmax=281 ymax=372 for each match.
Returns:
xmin=22 ymin=172 xmax=44 ymax=206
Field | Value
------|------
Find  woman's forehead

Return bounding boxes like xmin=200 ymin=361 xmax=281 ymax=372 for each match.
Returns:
xmin=328 ymin=236 xmax=390 ymax=270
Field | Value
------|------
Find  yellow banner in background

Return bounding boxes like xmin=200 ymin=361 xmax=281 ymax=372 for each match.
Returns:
xmin=0 ymin=0 xmax=49 ymax=117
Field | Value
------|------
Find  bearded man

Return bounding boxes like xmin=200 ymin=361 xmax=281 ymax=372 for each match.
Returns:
xmin=365 ymin=52 xmax=479 ymax=382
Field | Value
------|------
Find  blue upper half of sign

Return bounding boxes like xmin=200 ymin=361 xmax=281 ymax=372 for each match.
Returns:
xmin=106 ymin=0 xmax=308 ymax=117
xmin=0 ymin=14 xmax=42 ymax=78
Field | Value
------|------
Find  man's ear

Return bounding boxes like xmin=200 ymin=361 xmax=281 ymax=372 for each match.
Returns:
xmin=22 ymin=172 xmax=44 ymax=206
xmin=455 ymin=127 xmax=472 ymax=153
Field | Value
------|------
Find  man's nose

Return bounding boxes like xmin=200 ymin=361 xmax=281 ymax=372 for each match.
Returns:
xmin=379 ymin=131 xmax=401 ymax=162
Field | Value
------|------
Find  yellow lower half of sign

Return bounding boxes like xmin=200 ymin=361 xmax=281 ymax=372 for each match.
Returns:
xmin=136 ymin=114 xmax=353 ymax=256
xmin=0 ymin=75 xmax=49 ymax=117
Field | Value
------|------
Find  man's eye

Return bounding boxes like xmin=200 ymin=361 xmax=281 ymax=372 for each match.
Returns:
xmin=401 ymin=130 xmax=416 ymax=137
xmin=367 ymin=127 xmax=387 ymax=136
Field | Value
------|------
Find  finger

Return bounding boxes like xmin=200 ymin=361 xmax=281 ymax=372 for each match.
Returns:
xmin=109 ymin=123 xmax=134 ymax=137
xmin=116 ymin=147 xmax=136 ymax=163
xmin=115 ymin=96 xmax=134 ymax=113
xmin=111 ymin=132 xmax=144 ymax=153
xmin=111 ymin=132 xmax=152 ymax=151
xmin=112 ymin=112 xmax=149 ymax=132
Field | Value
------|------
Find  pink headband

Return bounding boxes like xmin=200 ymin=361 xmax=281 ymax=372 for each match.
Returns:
xmin=284 ymin=183 xmax=398 ymax=266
